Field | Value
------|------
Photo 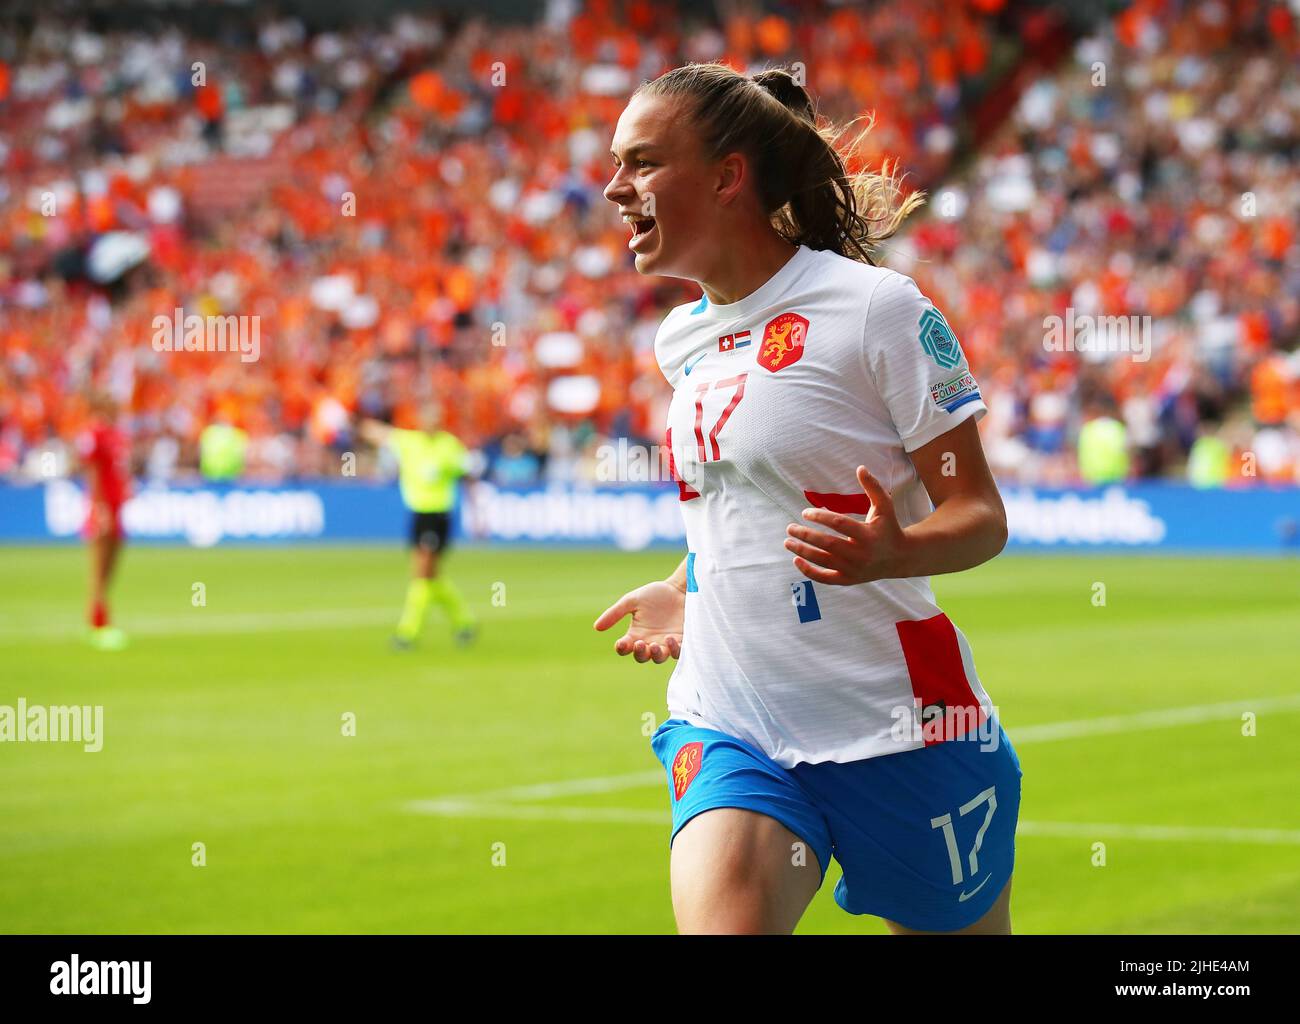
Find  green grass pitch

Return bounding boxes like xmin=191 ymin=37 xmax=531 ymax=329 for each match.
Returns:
xmin=1 ymin=544 xmax=1297 ymax=933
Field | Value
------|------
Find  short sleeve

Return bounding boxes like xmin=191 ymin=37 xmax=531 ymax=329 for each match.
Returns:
xmin=861 ymin=270 xmax=986 ymax=453
xmin=387 ymin=428 xmax=414 ymax=462
xmin=445 ymin=434 xmax=470 ymax=476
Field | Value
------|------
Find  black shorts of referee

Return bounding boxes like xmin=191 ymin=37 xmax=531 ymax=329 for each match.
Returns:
xmin=408 ymin=511 xmax=452 ymax=553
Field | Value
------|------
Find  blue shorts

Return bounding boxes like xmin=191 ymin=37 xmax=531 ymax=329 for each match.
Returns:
xmin=650 ymin=717 xmax=1023 ymax=932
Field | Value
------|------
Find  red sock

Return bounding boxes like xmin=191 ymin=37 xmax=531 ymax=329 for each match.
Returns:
xmin=90 ymin=601 xmax=108 ymax=629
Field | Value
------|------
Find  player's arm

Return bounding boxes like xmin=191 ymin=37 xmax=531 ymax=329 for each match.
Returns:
xmin=896 ymin=417 xmax=1007 ymax=575
xmin=785 ymin=271 xmax=1007 ymax=585
xmin=357 ymin=418 xmax=394 ymax=448
xmin=83 ymin=456 xmax=102 ymax=501
xmin=664 ymin=554 xmax=689 ymax=594
xmin=74 ymin=431 xmax=101 ymax=500
xmin=593 ymin=555 xmax=687 ymax=663
xmin=783 ymin=421 xmax=1006 ymax=584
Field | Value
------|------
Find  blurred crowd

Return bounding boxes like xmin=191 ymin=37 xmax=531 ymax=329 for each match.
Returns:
xmin=0 ymin=0 xmax=1296 ymax=489
xmin=895 ymin=0 xmax=1300 ymax=485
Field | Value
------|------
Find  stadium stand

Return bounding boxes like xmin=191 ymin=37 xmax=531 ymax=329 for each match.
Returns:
xmin=0 ymin=0 xmax=1296 ymax=486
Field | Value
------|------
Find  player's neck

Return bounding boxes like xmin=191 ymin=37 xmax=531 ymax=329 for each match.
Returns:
xmin=698 ymin=234 xmax=798 ymax=307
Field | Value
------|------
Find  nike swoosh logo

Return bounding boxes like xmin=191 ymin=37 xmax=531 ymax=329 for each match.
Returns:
xmin=683 ymin=352 xmax=707 ymax=375
xmin=958 ymin=875 xmax=991 ymax=902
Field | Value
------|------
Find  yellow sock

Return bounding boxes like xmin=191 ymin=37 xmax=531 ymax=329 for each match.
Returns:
xmin=428 ymin=576 xmax=475 ymax=631
xmin=396 ymin=579 xmax=432 ymax=640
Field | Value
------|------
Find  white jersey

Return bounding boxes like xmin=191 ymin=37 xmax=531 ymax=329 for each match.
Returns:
xmin=656 ymin=243 xmax=995 ymax=768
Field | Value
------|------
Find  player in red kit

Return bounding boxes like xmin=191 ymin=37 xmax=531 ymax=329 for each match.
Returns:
xmin=76 ymin=392 xmax=132 ymax=650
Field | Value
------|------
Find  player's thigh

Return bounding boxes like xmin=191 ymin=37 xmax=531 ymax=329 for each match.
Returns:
xmin=670 ymin=807 xmax=821 ymax=934
xmin=103 ymin=531 xmax=124 ymax=574
xmin=883 ymin=875 xmax=1013 ymax=935
xmin=408 ymin=512 xmax=447 ymax=576
xmin=410 ymin=546 xmax=437 ymax=577
xmin=90 ymin=530 xmax=115 ymax=573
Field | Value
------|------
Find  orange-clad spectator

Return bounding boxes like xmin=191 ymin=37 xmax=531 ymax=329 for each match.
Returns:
xmin=957 ymin=25 xmax=990 ymax=75
xmin=195 ymin=82 xmax=223 ymax=121
xmin=568 ymin=10 xmax=600 ymax=61
xmin=1259 ymin=217 xmax=1293 ymax=262
xmin=1250 ymin=357 xmax=1290 ymax=427
xmin=626 ymin=0 xmax=656 ymax=35
xmin=929 ymin=47 xmax=957 ymax=88
xmin=1113 ymin=4 xmax=1147 ymax=49
xmin=725 ymin=12 xmax=754 ymax=58
xmin=755 ymin=14 xmax=792 ymax=56
xmin=1240 ymin=310 xmax=1271 ymax=355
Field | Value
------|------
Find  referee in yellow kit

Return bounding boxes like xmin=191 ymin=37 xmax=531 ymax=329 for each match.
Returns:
xmin=359 ymin=402 xmax=479 ymax=649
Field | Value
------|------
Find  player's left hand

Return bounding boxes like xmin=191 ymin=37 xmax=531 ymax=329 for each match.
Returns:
xmin=784 ymin=465 xmax=911 ymax=586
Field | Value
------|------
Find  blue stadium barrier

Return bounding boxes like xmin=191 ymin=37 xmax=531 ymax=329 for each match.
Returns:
xmin=1 ymin=479 xmax=1297 ymax=553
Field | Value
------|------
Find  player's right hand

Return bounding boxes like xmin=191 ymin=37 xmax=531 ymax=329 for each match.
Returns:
xmin=593 ymin=580 xmax=685 ymax=664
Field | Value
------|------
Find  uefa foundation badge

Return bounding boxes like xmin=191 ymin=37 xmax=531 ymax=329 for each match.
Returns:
xmin=758 ymin=312 xmax=809 ymax=373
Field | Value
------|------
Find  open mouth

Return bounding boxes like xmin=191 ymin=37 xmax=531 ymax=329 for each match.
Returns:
xmin=629 ymin=217 xmax=657 ymax=249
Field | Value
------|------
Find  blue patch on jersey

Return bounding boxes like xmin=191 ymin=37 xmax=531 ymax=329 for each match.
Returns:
xmin=791 ymin=580 xmax=821 ymax=623
xmin=943 ymin=391 xmax=982 ymax=413
xmin=918 ymin=307 xmax=963 ymax=370
xmin=689 ymin=295 xmax=709 ymax=315
xmin=685 ymin=552 xmax=698 ymax=593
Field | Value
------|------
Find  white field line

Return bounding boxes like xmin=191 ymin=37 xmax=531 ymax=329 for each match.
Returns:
xmin=0 ymin=607 xmax=396 ymax=641
xmin=0 ymin=599 xmax=598 ymax=642
xmin=416 ymin=695 xmax=1300 ymax=806
xmin=451 ymin=771 xmax=665 ymax=803
xmin=1010 ymin=694 xmax=1300 ymax=743
xmin=406 ymin=800 xmax=667 ymax=825
xmin=1013 ymin=821 xmax=1300 ymax=845
xmin=405 ymin=695 xmax=1300 ymax=846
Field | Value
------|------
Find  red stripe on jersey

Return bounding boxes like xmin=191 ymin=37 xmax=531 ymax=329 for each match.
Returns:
xmin=802 ymin=490 xmax=871 ymax=514
xmin=894 ymin=612 xmax=985 ymax=745
xmin=692 ymin=381 xmax=709 ymax=460
xmin=665 ymin=428 xmax=699 ymax=501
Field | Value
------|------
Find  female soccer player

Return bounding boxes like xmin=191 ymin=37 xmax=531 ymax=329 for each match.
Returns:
xmin=594 ymin=64 xmax=1022 ymax=935
xmin=76 ymin=391 xmax=131 ymax=651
